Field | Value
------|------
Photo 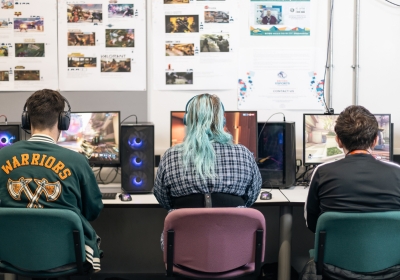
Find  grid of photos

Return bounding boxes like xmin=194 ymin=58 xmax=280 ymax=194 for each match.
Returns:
xmin=106 ymin=29 xmax=134 ymax=47
xmin=166 ymin=71 xmax=193 ymax=85
xmin=14 ymin=18 xmax=44 ymax=32
xmin=67 ymin=4 xmax=103 ymax=23
xmin=1 ymin=0 xmax=14 ymax=9
xmin=108 ymin=4 xmax=134 ymax=18
xmin=204 ymin=11 xmax=229 ymax=23
xmin=200 ymin=34 xmax=229 ymax=52
xmin=165 ymin=15 xmax=199 ymax=33
xmin=165 ymin=43 xmax=194 ymax=56
xmin=15 ymin=43 xmax=45 ymax=57
xmin=101 ymin=56 xmax=131 ymax=72
xmin=14 ymin=70 xmax=40 ymax=81
xmin=0 ymin=45 xmax=8 ymax=56
xmin=68 ymin=32 xmax=96 ymax=46
xmin=0 ymin=71 xmax=9 ymax=81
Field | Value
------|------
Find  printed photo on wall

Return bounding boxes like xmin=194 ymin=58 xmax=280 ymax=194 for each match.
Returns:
xmin=14 ymin=70 xmax=40 ymax=81
xmin=14 ymin=18 xmax=44 ymax=32
xmin=105 ymin=29 xmax=134 ymax=47
xmin=165 ymin=15 xmax=199 ymax=33
xmin=15 ymin=43 xmax=45 ymax=57
xmin=108 ymin=4 xmax=134 ymax=18
xmin=165 ymin=43 xmax=194 ymax=56
xmin=166 ymin=71 xmax=193 ymax=85
xmin=200 ymin=34 xmax=229 ymax=52
xmin=68 ymin=32 xmax=96 ymax=46
xmin=67 ymin=4 xmax=103 ymax=23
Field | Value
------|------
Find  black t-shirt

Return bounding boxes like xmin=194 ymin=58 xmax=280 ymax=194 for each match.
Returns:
xmin=305 ymin=154 xmax=400 ymax=232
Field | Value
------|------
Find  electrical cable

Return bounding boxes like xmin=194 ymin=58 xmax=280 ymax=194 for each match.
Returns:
xmin=121 ymin=114 xmax=138 ymax=124
xmin=258 ymin=112 xmax=286 ymax=140
xmin=321 ymin=0 xmax=334 ymax=114
xmin=384 ymin=0 xmax=400 ymax=6
xmin=0 ymin=115 xmax=7 ymax=124
xmin=97 ymin=167 xmax=119 ymax=184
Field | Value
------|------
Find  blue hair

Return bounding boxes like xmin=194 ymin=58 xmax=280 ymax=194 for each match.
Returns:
xmin=182 ymin=94 xmax=233 ymax=179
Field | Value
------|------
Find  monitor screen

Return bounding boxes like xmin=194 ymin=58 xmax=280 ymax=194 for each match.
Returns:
xmin=171 ymin=111 xmax=258 ymax=158
xmin=0 ymin=124 xmax=20 ymax=150
xmin=303 ymin=113 xmax=392 ymax=165
xmin=58 ymin=112 xmax=120 ymax=166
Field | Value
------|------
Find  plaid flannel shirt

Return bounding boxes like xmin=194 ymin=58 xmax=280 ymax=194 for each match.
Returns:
xmin=154 ymin=142 xmax=262 ymax=210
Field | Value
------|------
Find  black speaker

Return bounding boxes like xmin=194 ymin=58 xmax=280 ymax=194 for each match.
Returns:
xmin=257 ymin=122 xmax=296 ymax=189
xmin=121 ymin=123 xmax=154 ymax=193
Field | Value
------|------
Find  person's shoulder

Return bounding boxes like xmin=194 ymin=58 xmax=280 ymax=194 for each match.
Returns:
xmin=162 ymin=144 xmax=183 ymax=158
xmin=214 ymin=142 xmax=254 ymax=156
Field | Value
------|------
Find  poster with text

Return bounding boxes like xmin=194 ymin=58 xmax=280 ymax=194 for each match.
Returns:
xmin=250 ymin=0 xmax=310 ymax=36
xmin=57 ymin=0 xmax=146 ymax=91
xmin=153 ymin=0 xmax=238 ymax=90
xmin=0 ymin=0 xmax=58 ymax=91
xmin=237 ymin=49 xmax=326 ymax=110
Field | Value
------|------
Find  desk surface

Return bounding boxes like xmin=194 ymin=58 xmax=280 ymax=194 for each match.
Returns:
xmin=99 ymin=184 xmax=308 ymax=206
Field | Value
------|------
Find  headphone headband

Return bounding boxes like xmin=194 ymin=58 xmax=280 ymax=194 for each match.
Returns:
xmin=21 ymin=94 xmax=71 ymax=131
xmin=183 ymin=94 xmax=225 ymax=126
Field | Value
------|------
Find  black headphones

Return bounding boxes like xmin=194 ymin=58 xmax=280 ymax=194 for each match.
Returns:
xmin=21 ymin=95 xmax=71 ymax=131
xmin=183 ymin=95 xmax=226 ymax=126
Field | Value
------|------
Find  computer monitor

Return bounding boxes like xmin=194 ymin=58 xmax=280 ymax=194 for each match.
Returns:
xmin=0 ymin=124 xmax=20 ymax=149
xmin=257 ymin=122 xmax=296 ymax=188
xmin=58 ymin=112 xmax=120 ymax=166
xmin=303 ymin=113 xmax=392 ymax=166
xmin=170 ymin=111 xmax=258 ymax=158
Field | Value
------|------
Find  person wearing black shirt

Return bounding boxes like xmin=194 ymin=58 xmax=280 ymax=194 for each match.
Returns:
xmin=305 ymin=105 xmax=400 ymax=233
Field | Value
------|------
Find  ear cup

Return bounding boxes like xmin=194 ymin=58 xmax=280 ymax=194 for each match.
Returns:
xmin=183 ymin=113 xmax=187 ymax=125
xmin=21 ymin=110 xmax=30 ymax=130
xmin=58 ymin=111 xmax=71 ymax=131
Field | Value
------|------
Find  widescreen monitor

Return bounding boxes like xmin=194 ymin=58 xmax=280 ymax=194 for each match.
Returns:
xmin=58 ymin=112 xmax=120 ymax=166
xmin=303 ymin=113 xmax=392 ymax=166
xmin=170 ymin=111 xmax=258 ymax=158
xmin=0 ymin=124 xmax=20 ymax=149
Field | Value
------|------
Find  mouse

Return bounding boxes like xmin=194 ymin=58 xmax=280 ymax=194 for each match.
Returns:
xmin=260 ymin=191 xmax=272 ymax=200
xmin=119 ymin=193 xmax=132 ymax=202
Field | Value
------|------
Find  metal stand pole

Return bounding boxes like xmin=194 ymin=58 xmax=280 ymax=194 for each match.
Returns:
xmin=278 ymin=206 xmax=293 ymax=280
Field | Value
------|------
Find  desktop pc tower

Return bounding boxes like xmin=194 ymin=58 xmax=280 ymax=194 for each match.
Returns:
xmin=121 ymin=123 xmax=154 ymax=194
xmin=257 ymin=122 xmax=296 ymax=189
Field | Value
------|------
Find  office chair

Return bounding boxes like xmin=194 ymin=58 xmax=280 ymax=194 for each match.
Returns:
xmin=0 ymin=208 xmax=92 ymax=278
xmin=163 ymin=208 xmax=266 ymax=279
xmin=313 ymin=211 xmax=400 ymax=278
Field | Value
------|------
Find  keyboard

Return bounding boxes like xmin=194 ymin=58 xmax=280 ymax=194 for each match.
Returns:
xmin=102 ymin=193 xmax=117 ymax=200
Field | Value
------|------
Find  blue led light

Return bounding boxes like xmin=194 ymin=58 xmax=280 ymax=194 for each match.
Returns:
xmin=131 ymin=157 xmax=143 ymax=167
xmin=128 ymin=137 xmax=143 ymax=148
xmin=132 ymin=177 xmax=143 ymax=187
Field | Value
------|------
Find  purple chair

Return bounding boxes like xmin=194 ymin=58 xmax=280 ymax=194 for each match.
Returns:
xmin=163 ymin=208 xmax=266 ymax=279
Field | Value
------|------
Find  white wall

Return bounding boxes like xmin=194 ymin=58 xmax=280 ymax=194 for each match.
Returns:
xmin=148 ymin=0 xmax=400 ymax=159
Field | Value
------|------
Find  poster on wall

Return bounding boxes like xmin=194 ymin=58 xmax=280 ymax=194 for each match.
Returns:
xmin=0 ymin=0 xmax=59 ymax=91
xmin=152 ymin=0 xmax=238 ymax=90
xmin=237 ymin=49 xmax=326 ymax=110
xmin=57 ymin=0 xmax=147 ymax=91
xmin=249 ymin=0 xmax=310 ymax=36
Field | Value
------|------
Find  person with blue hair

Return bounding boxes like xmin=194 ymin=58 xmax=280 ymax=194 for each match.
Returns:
xmin=154 ymin=93 xmax=262 ymax=210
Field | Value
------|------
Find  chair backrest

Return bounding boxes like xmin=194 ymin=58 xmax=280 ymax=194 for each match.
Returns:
xmin=163 ymin=208 xmax=266 ymax=273
xmin=314 ymin=211 xmax=400 ymax=273
xmin=0 ymin=208 xmax=86 ymax=271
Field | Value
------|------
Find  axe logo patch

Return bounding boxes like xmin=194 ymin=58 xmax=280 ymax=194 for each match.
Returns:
xmin=7 ymin=177 xmax=62 ymax=208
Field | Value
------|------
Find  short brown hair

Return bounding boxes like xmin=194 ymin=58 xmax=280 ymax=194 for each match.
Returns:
xmin=26 ymin=89 xmax=65 ymax=130
xmin=334 ymin=105 xmax=378 ymax=152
